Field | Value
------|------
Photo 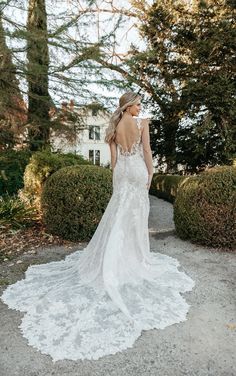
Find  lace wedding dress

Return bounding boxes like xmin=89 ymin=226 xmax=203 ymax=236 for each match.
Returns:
xmin=1 ymin=119 xmax=195 ymax=362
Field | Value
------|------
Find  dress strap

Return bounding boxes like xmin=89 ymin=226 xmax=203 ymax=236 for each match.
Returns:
xmin=136 ymin=118 xmax=142 ymax=130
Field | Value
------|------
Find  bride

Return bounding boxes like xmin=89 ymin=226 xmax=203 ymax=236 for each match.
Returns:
xmin=1 ymin=91 xmax=195 ymax=362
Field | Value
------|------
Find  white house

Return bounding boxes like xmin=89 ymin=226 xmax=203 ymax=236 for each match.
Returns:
xmin=77 ymin=109 xmax=111 ymax=166
xmin=51 ymin=103 xmax=111 ymax=166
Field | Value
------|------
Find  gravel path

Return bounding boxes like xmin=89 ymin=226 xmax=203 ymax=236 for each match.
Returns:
xmin=0 ymin=195 xmax=235 ymax=376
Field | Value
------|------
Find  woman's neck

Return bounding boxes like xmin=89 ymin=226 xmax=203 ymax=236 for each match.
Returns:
xmin=123 ymin=111 xmax=133 ymax=118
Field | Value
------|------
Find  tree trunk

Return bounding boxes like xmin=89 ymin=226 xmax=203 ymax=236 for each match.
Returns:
xmin=27 ymin=0 xmax=52 ymax=151
xmin=0 ymin=13 xmax=27 ymax=149
xmin=162 ymin=115 xmax=179 ymax=173
xmin=0 ymin=14 xmax=26 ymax=124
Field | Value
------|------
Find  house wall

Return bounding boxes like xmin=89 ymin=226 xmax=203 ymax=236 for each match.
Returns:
xmin=51 ymin=109 xmax=111 ymax=166
xmin=77 ymin=111 xmax=110 ymax=166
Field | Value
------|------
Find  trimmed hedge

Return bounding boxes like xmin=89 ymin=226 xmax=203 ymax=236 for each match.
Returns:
xmin=150 ymin=174 xmax=187 ymax=203
xmin=41 ymin=165 xmax=112 ymax=241
xmin=22 ymin=150 xmax=91 ymax=211
xmin=0 ymin=149 xmax=32 ymax=196
xmin=174 ymin=166 xmax=236 ymax=248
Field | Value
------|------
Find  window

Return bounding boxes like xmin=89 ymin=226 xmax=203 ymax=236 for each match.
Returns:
xmin=95 ymin=150 xmax=100 ymax=165
xmin=89 ymin=150 xmax=100 ymax=165
xmin=89 ymin=150 xmax=94 ymax=163
xmin=89 ymin=125 xmax=100 ymax=140
xmin=92 ymin=108 xmax=98 ymax=116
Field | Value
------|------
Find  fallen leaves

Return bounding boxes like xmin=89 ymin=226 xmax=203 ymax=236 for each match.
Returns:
xmin=0 ymin=221 xmax=76 ymax=262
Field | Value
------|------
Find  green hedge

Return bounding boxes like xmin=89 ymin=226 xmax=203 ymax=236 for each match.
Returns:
xmin=22 ymin=150 xmax=91 ymax=211
xmin=174 ymin=166 xmax=236 ymax=248
xmin=41 ymin=165 xmax=112 ymax=241
xmin=0 ymin=149 xmax=32 ymax=196
xmin=150 ymin=174 xmax=187 ymax=203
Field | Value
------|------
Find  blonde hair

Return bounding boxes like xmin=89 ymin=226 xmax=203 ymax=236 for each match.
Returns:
xmin=105 ymin=91 xmax=140 ymax=143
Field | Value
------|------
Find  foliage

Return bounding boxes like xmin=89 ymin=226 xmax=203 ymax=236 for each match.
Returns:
xmin=0 ymin=149 xmax=32 ymax=196
xmin=174 ymin=0 xmax=236 ymax=171
xmin=174 ymin=166 xmax=236 ymax=248
xmin=144 ymin=0 xmax=236 ymax=171
xmin=150 ymin=174 xmax=187 ymax=203
xmin=41 ymin=164 xmax=112 ymax=241
xmin=0 ymin=194 xmax=37 ymax=229
xmin=175 ymin=113 xmax=235 ymax=173
xmin=22 ymin=150 xmax=92 ymax=211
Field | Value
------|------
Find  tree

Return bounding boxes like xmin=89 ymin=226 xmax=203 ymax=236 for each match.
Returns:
xmin=86 ymin=0 xmax=235 ymax=172
xmin=2 ymin=0 xmax=89 ymax=151
xmin=134 ymin=0 xmax=236 ymax=171
xmin=0 ymin=11 xmax=27 ymax=150
xmin=26 ymin=0 xmax=53 ymax=151
xmin=175 ymin=0 xmax=236 ymax=170
xmin=82 ymin=1 xmax=191 ymax=171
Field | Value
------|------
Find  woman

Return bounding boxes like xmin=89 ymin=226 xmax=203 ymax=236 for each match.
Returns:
xmin=1 ymin=92 xmax=195 ymax=362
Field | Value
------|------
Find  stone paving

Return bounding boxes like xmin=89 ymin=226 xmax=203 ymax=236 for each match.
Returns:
xmin=0 ymin=195 xmax=235 ymax=376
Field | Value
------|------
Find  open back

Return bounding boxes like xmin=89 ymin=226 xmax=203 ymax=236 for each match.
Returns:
xmin=114 ymin=117 xmax=143 ymax=156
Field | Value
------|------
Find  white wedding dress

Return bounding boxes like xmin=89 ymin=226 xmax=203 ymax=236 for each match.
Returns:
xmin=1 ymin=118 xmax=195 ymax=362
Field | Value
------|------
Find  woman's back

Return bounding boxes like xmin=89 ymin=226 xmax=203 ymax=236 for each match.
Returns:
xmin=114 ymin=116 xmax=141 ymax=153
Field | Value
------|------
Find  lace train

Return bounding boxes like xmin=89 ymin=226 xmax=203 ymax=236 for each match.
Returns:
xmin=1 ymin=247 xmax=195 ymax=362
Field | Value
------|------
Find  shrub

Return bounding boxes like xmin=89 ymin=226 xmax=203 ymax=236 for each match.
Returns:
xmin=41 ymin=165 xmax=112 ymax=241
xmin=0 ymin=149 xmax=32 ymax=196
xmin=150 ymin=174 xmax=187 ymax=203
xmin=174 ymin=166 xmax=236 ymax=248
xmin=0 ymin=194 xmax=37 ymax=229
xmin=22 ymin=150 xmax=92 ymax=211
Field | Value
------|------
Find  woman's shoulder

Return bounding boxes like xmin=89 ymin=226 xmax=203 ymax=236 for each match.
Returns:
xmin=140 ymin=118 xmax=150 ymax=126
xmin=135 ymin=118 xmax=149 ymax=132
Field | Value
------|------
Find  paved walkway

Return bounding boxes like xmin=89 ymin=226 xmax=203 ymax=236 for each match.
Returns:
xmin=0 ymin=195 xmax=235 ymax=376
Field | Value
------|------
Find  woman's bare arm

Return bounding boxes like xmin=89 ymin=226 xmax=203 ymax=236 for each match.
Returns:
xmin=141 ymin=119 xmax=154 ymax=189
xmin=109 ymin=140 xmax=117 ymax=170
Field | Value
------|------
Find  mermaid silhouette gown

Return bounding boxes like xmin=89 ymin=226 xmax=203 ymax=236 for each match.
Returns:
xmin=1 ymin=118 xmax=195 ymax=361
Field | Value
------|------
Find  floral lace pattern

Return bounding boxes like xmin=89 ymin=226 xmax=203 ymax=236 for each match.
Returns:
xmin=1 ymin=118 xmax=195 ymax=362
